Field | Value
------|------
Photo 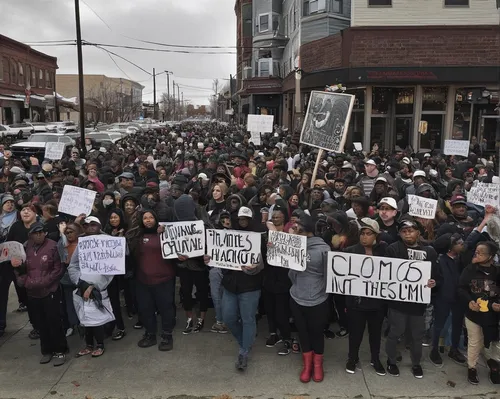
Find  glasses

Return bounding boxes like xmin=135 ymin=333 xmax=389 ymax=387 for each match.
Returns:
xmin=474 ymin=251 xmax=489 ymax=257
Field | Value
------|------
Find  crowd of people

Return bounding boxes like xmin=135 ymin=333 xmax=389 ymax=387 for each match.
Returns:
xmin=0 ymin=121 xmax=499 ymax=386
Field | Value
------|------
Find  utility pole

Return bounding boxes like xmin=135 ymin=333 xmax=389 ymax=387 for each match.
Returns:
xmin=166 ymin=72 xmax=170 ymax=120
xmin=74 ymin=0 xmax=86 ymax=154
xmin=230 ymin=74 xmax=234 ymax=122
xmin=173 ymin=80 xmax=176 ymax=120
xmin=181 ymin=92 xmax=184 ymax=119
xmin=152 ymin=68 xmax=157 ymax=120
xmin=177 ymin=84 xmax=180 ymax=119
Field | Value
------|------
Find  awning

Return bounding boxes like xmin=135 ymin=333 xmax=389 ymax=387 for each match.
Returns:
xmin=0 ymin=95 xmax=23 ymax=102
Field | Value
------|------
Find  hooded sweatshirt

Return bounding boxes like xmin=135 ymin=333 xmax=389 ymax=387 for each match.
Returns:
xmin=289 ymin=236 xmax=330 ymax=307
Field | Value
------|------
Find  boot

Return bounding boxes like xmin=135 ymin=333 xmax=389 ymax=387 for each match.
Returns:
xmin=312 ymin=353 xmax=324 ymax=382
xmin=300 ymin=351 xmax=313 ymax=383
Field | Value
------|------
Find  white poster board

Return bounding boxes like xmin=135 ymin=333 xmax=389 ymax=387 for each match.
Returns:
xmin=408 ymin=195 xmax=438 ymax=220
xmin=58 ymin=185 xmax=97 ymax=217
xmin=0 ymin=241 xmax=26 ymax=262
xmin=300 ymin=91 xmax=355 ymax=153
xmin=159 ymin=221 xmax=205 ymax=259
xmin=77 ymin=235 xmax=126 ymax=275
xmin=247 ymin=114 xmax=274 ymax=133
xmin=44 ymin=142 xmax=66 ymax=160
xmin=267 ymin=231 xmax=307 ymax=271
xmin=206 ymin=229 xmax=262 ymax=271
xmin=250 ymin=131 xmax=261 ymax=145
xmin=326 ymin=252 xmax=432 ymax=304
xmin=443 ymin=140 xmax=470 ymax=157
xmin=467 ymin=182 xmax=500 ymax=208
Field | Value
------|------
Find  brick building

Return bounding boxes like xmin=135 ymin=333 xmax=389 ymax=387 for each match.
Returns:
xmin=283 ymin=0 xmax=500 ymax=153
xmin=0 ymin=34 xmax=58 ymax=124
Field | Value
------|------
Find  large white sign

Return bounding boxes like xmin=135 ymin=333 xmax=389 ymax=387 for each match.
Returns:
xmin=159 ymin=221 xmax=205 ymax=259
xmin=326 ymin=252 xmax=432 ymax=304
xmin=78 ymin=235 xmax=126 ymax=275
xmin=250 ymin=131 xmax=261 ymax=145
xmin=443 ymin=140 xmax=470 ymax=157
xmin=267 ymin=231 xmax=307 ymax=271
xmin=44 ymin=142 xmax=66 ymax=160
xmin=247 ymin=114 xmax=274 ymax=133
xmin=408 ymin=195 xmax=438 ymax=220
xmin=58 ymin=185 xmax=97 ymax=217
xmin=467 ymin=182 xmax=500 ymax=208
xmin=206 ymin=229 xmax=262 ymax=271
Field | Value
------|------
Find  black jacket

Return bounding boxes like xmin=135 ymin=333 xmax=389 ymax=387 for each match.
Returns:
xmin=435 ymin=253 xmax=464 ymax=303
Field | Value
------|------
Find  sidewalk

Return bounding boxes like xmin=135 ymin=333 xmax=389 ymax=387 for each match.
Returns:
xmin=0 ymin=286 xmax=496 ymax=399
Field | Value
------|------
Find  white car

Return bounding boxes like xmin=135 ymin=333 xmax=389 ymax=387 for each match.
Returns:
xmin=10 ymin=133 xmax=75 ymax=160
xmin=0 ymin=124 xmax=18 ymax=138
xmin=8 ymin=122 xmax=35 ymax=139
xmin=46 ymin=121 xmax=77 ymax=133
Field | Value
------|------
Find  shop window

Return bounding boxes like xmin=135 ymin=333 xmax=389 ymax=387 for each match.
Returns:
xmin=372 ymin=87 xmax=390 ymax=114
xmin=18 ymin=63 xmax=24 ymax=86
xmin=349 ymin=89 xmax=365 ymax=111
xmin=444 ymin=0 xmax=468 ymax=6
xmin=420 ymin=114 xmax=443 ymax=150
xmin=371 ymin=118 xmax=387 ymax=149
xmin=395 ymin=88 xmax=414 ymax=114
xmin=422 ymin=87 xmax=447 ymax=111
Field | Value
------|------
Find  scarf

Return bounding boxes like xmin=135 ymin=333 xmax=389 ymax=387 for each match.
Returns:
xmin=1 ymin=211 xmax=17 ymax=230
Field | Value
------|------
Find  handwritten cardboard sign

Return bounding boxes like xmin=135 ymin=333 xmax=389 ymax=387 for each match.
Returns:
xmin=0 ymin=241 xmax=26 ymax=262
xmin=247 ymin=114 xmax=274 ymax=133
xmin=58 ymin=185 xmax=97 ymax=217
xmin=250 ymin=131 xmax=261 ymax=145
xmin=206 ymin=229 xmax=262 ymax=271
xmin=467 ymin=182 xmax=500 ymax=208
xmin=159 ymin=221 xmax=205 ymax=259
xmin=408 ymin=195 xmax=438 ymax=220
xmin=267 ymin=231 xmax=307 ymax=271
xmin=326 ymin=252 xmax=431 ymax=304
xmin=443 ymin=140 xmax=470 ymax=157
xmin=78 ymin=235 xmax=126 ymax=275
xmin=44 ymin=142 xmax=66 ymax=160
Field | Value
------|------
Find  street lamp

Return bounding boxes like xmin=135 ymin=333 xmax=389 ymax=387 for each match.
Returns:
xmin=152 ymin=69 xmax=173 ymax=121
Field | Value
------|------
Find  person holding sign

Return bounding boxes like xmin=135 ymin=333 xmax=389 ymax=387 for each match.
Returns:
xmin=343 ymin=219 xmax=388 ymax=376
xmin=12 ymin=222 xmax=68 ymax=366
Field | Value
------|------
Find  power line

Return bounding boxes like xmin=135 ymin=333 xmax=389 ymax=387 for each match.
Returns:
xmin=85 ymin=42 xmax=236 ymax=55
xmin=92 ymin=45 xmax=152 ymax=76
xmin=103 ymin=50 xmax=133 ymax=80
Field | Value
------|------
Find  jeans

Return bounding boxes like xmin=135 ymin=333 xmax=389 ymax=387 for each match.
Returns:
xmin=385 ymin=308 xmax=425 ymax=366
xmin=432 ymin=300 xmax=464 ymax=350
xmin=62 ymin=285 xmax=79 ymax=329
xmin=107 ymin=278 xmax=125 ymax=331
xmin=136 ymin=279 xmax=175 ymax=336
xmin=209 ymin=268 xmax=224 ymax=323
xmin=290 ymin=298 xmax=329 ymax=354
xmin=222 ymin=288 xmax=261 ymax=354
xmin=347 ymin=308 xmax=384 ymax=362
xmin=177 ymin=268 xmax=209 ymax=312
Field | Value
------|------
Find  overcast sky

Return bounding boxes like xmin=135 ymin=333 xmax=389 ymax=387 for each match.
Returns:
xmin=1 ymin=0 xmax=237 ymax=106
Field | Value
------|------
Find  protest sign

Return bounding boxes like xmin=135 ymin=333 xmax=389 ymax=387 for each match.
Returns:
xmin=250 ymin=131 xmax=261 ymax=145
xmin=0 ymin=241 xmax=26 ymax=262
xmin=408 ymin=195 xmax=438 ymax=220
xmin=206 ymin=229 xmax=262 ymax=271
xmin=58 ymin=185 xmax=97 ymax=217
xmin=78 ymin=235 xmax=126 ymax=275
xmin=467 ymin=182 xmax=500 ymax=208
xmin=44 ymin=142 xmax=65 ymax=160
xmin=326 ymin=252 xmax=432 ymax=304
xmin=300 ymin=91 xmax=355 ymax=153
xmin=159 ymin=221 xmax=205 ymax=259
xmin=267 ymin=231 xmax=307 ymax=271
xmin=443 ymin=140 xmax=470 ymax=157
xmin=247 ymin=114 xmax=274 ymax=133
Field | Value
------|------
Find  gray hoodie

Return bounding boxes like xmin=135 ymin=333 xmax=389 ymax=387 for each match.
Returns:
xmin=288 ymin=236 xmax=330 ymax=307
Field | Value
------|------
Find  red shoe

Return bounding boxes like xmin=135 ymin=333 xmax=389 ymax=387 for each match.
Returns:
xmin=313 ymin=353 xmax=324 ymax=382
xmin=300 ymin=351 xmax=313 ymax=383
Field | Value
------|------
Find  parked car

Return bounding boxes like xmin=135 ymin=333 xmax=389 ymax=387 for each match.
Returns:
xmin=0 ymin=124 xmax=19 ymax=138
xmin=10 ymin=133 xmax=75 ymax=160
xmin=9 ymin=122 xmax=35 ymax=139
xmin=30 ymin=122 xmax=48 ymax=133
xmin=45 ymin=121 xmax=77 ymax=133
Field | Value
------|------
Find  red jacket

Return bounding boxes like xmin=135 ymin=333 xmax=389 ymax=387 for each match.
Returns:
xmin=15 ymin=239 xmax=63 ymax=298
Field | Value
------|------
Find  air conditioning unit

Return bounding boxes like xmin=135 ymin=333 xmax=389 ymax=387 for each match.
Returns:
xmin=243 ymin=67 xmax=252 ymax=79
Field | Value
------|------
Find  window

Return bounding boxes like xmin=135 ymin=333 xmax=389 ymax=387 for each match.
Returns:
xmin=368 ymin=0 xmax=392 ymax=5
xmin=293 ymin=5 xmax=297 ymax=30
xmin=259 ymin=59 xmax=271 ymax=77
xmin=332 ymin=0 xmax=343 ymax=13
xmin=18 ymin=62 xmax=24 ymax=86
xmin=303 ymin=0 xmax=326 ymax=15
xmin=284 ymin=16 xmax=288 ymax=36
xmin=25 ymin=65 xmax=31 ymax=87
xmin=0 ymin=57 xmax=3 ymax=81
xmin=39 ymin=69 xmax=43 ymax=87
xmin=444 ymin=0 xmax=468 ymax=5
xmin=46 ymin=70 xmax=51 ymax=88
xmin=422 ymin=87 xmax=447 ymax=111
xmin=31 ymin=67 xmax=36 ymax=87
xmin=259 ymin=14 xmax=269 ymax=32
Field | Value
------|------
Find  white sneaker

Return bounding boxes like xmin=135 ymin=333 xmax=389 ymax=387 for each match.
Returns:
xmin=65 ymin=327 xmax=74 ymax=337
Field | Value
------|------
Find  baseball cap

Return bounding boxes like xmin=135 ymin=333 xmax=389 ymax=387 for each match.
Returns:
xmin=365 ymin=159 xmax=377 ymax=166
xmin=83 ymin=216 xmax=102 ymax=225
xmin=450 ymin=194 xmax=467 ymax=206
xmin=28 ymin=222 xmax=45 ymax=234
xmin=118 ymin=172 xmax=135 ymax=180
xmin=398 ymin=218 xmax=419 ymax=231
xmin=424 ymin=153 xmax=431 ymax=158
xmin=375 ymin=176 xmax=388 ymax=184
xmin=1 ymin=194 xmax=14 ymax=205
xmin=237 ymin=206 xmax=253 ymax=218
xmin=341 ymin=162 xmax=354 ymax=170
xmin=378 ymin=197 xmax=397 ymax=210
xmin=359 ymin=218 xmax=380 ymax=234
xmin=413 ymin=170 xmax=426 ymax=179
xmin=198 ymin=173 xmax=209 ymax=181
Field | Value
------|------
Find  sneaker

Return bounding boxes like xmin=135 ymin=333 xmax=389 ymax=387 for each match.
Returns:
xmin=291 ymin=338 xmax=301 ymax=354
xmin=16 ymin=304 xmax=28 ymax=313
xmin=158 ymin=333 xmax=173 ymax=352
xmin=235 ymin=354 xmax=248 ymax=371
xmin=28 ymin=329 xmax=40 ymax=340
xmin=65 ymin=327 xmax=74 ymax=337
xmin=387 ymin=363 xmax=400 ymax=377
xmin=193 ymin=318 xmax=204 ymax=333
xmin=429 ymin=348 xmax=443 ymax=367
xmin=412 ymin=365 xmax=424 ymax=379
xmin=40 ymin=354 xmax=52 ymax=364
xmin=112 ymin=330 xmax=126 ymax=341
xmin=396 ymin=352 xmax=403 ymax=363
xmin=422 ymin=334 xmax=431 ymax=347
xmin=265 ymin=333 xmax=281 ymax=347
xmin=277 ymin=340 xmax=291 ymax=356
xmin=133 ymin=321 xmax=143 ymax=329
xmin=448 ymin=348 xmax=466 ymax=365
xmin=468 ymin=367 xmax=479 ymax=385
xmin=52 ymin=353 xmax=66 ymax=367
xmin=346 ymin=359 xmax=358 ymax=374
xmin=336 ymin=328 xmax=349 ymax=338
xmin=182 ymin=318 xmax=194 ymax=335
xmin=137 ymin=333 xmax=157 ymax=348
xmin=371 ymin=359 xmax=386 ymax=376
xmin=324 ymin=329 xmax=336 ymax=339
xmin=210 ymin=322 xmax=228 ymax=334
